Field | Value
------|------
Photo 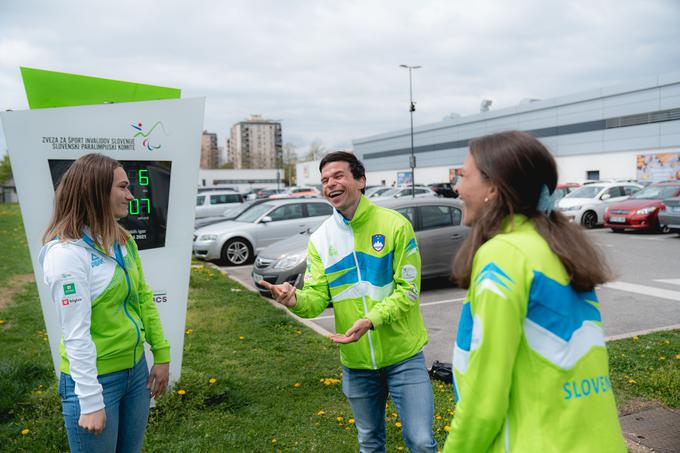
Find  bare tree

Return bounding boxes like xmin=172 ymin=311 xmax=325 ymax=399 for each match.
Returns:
xmin=282 ymin=143 xmax=298 ymax=185
xmin=304 ymin=139 xmax=326 ymax=161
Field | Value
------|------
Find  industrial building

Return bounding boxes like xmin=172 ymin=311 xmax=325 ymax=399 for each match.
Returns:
xmin=353 ymin=72 xmax=680 ymax=186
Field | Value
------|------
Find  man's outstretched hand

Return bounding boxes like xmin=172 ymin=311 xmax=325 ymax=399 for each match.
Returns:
xmin=330 ymin=318 xmax=373 ymax=344
xmin=259 ymin=280 xmax=297 ymax=307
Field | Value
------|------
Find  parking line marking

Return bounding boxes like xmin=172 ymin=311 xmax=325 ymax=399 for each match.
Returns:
xmin=654 ymin=279 xmax=680 ymax=286
xmin=310 ymin=297 xmax=467 ymax=321
xmin=420 ymin=297 xmax=466 ymax=307
xmin=603 ymin=281 xmax=680 ymax=302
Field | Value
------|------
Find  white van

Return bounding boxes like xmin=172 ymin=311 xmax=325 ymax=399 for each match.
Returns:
xmin=195 ymin=191 xmax=245 ymax=218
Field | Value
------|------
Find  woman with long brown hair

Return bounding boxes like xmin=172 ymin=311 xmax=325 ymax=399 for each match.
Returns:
xmin=442 ymin=131 xmax=626 ymax=452
xmin=39 ymin=153 xmax=170 ymax=452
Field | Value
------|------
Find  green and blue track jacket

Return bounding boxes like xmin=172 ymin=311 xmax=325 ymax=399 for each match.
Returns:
xmin=444 ymin=215 xmax=625 ymax=452
xmin=291 ymin=195 xmax=428 ymax=370
xmin=40 ymin=230 xmax=170 ymax=414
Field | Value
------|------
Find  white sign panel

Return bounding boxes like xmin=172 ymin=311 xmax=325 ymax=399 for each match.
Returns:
xmin=1 ymin=98 xmax=205 ymax=384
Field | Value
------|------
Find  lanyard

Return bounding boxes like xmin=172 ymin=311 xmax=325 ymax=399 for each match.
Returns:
xmin=82 ymin=234 xmax=126 ymax=270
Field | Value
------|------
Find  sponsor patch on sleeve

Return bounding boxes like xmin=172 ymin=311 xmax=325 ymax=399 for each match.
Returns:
xmin=401 ymin=265 xmax=417 ymax=282
xmin=63 ymin=282 xmax=76 ymax=295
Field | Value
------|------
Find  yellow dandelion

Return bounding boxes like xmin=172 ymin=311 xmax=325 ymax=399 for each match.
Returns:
xmin=348 ymin=419 xmax=355 ymax=424
xmin=391 ymin=412 xmax=398 ymax=418
xmin=336 ymin=416 xmax=344 ymax=422
xmin=632 ymin=336 xmax=639 ymax=341
xmin=185 ymin=329 xmax=193 ymax=335
xmin=397 ymin=447 xmax=404 ymax=451
xmin=239 ymin=336 xmax=245 ymax=340
xmin=317 ymin=410 xmax=326 ymax=416
xmin=295 ymin=330 xmax=302 ymax=335
xmin=21 ymin=428 xmax=30 ymax=436
xmin=272 ymin=438 xmax=277 ymax=444
xmin=293 ymin=383 xmax=301 ymax=388
xmin=444 ymin=425 xmax=451 ymax=432
xmin=675 ymin=354 xmax=680 ymax=360
xmin=395 ymin=421 xmax=402 ymax=428
xmin=0 ymin=319 xmax=5 ymax=325
xmin=435 ymin=415 xmax=442 ymax=420
xmin=209 ymin=378 xmax=217 ymax=385
xmin=628 ymin=379 xmax=637 ymax=384
xmin=178 ymin=389 xmax=187 ymax=395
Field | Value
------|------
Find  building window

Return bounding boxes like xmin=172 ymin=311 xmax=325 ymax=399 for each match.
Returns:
xmin=586 ymin=170 xmax=600 ymax=181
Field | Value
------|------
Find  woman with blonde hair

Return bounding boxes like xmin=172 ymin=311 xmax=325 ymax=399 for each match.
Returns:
xmin=40 ymin=153 xmax=170 ymax=452
xmin=443 ymin=131 xmax=626 ymax=452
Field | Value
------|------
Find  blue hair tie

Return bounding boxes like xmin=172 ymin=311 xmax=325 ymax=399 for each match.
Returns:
xmin=537 ymin=184 xmax=555 ymax=214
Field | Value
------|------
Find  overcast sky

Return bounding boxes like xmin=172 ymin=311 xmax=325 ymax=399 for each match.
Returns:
xmin=1 ymin=0 xmax=679 ymax=157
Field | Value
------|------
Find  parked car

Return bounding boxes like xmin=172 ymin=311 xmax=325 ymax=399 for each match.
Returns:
xmin=256 ymin=188 xmax=286 ymax=199
xmin=193 ymin=198 xmax=334 ymax=265
xmin=556 ymin=182 xmax=643 ymax=228
xmin=372 ymin=186 xmax=437 ymax=201
xmin=365 ymin=186 xmax=391 ymax=198
xmin=269 ymin=186 xmax=321 ymax=199
xmin=193 ymin=199 xmax=270 ymax=230
xmin=659 ymin=196 xmax=680 ymax=234
xmin=604 ymin=182 xmax=680 ymax=232
xmin=554 ymin=183 xmax=580 ymax=202
xmin=252 ymin=197 xmax=469 ymax=296
xmin=195 ymin=190 xmax=246 ymax=219
xmin=430 ymin=182 xmax=458 ymax=198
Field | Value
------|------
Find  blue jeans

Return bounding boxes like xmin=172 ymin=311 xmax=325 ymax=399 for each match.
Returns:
xmin=59 ymin=356 xmax=151 ymax=453
xmin=342 ymin=351 xmax=436 ymax=453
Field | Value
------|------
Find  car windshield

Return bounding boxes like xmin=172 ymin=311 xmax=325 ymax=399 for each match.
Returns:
xmin=379 ymin=188 xmax=399 ymax=197
xmin=630 ymin=185 xmax=679 ymax=200
xmin=235 ymin=203 xmax=275 ymax=223
xmin=566 ymin=186 xmax=601 ymax=199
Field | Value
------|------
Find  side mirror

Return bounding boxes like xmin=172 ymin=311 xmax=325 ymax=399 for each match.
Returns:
xmin=601 ymin=193 xmax=611 ymax=200
xmin=260 ymin=216 xmax=273 ymax=224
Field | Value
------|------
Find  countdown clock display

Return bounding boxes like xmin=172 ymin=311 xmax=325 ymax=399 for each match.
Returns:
xmin=48 ymin=160 xmax=172 ymax=250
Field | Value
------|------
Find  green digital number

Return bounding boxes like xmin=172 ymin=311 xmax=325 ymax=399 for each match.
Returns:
xmin=128 ymin=198 xmax=151 ymax=216
xmin=139 ymin=169 xmax=149 ymax=186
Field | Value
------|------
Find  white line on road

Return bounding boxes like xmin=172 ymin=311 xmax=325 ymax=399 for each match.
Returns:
xmin=654 ymin=279 xmax=680 ymax=286
xmin=310 ymin=297 xmax=466 ymax=321
xmin=603 ymin=281 xmax=680 ymax=302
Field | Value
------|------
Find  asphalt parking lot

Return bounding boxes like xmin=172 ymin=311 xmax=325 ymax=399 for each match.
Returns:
xmin=217 ymin=228 xmax=680 ymax=367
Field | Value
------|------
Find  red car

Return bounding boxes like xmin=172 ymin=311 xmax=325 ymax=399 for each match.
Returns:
xmin=554 ymin=183 xmax=580 ymax=201
xmin=604 ymin=181 xmax=680 ymax=232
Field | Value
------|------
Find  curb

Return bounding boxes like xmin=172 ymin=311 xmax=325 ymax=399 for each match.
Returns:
xmin=205 ymin=262 xmax=334 ymax=337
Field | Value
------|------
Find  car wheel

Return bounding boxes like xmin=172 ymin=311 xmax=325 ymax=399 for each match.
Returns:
xmin=581 ymin=211 xmax=597 ymax=229
xmin=220 ymin=238 xmax=253 ymax=266
xmin=659 ymin=224 xmax=671 ymax=233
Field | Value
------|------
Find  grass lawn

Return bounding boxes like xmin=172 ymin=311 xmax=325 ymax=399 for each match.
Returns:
xmin=0 ymin=203 xmax=678 ymax=451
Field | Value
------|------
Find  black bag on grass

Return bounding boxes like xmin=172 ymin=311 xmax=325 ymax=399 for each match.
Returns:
xmin=429 ymin=360 xmax=453 ymax=383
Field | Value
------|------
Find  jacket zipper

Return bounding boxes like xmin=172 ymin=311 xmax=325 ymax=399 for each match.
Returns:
xmin=115 ymin=243 xmax=141 ymax=368
xmin=348 ymin=225 xmax=377 ymax=370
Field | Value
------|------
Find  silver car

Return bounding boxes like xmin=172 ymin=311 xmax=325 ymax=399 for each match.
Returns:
xmin=252 ymin=197 xmax=468 ymax=296
xmin=193 ymin=199 xmax=333 ymax=266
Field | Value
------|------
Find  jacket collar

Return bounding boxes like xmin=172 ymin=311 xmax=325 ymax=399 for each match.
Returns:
xmin=333 ymin=195 xmax=374 ymax=228
xmin=500 ymin=213 xmax=532 ymax=233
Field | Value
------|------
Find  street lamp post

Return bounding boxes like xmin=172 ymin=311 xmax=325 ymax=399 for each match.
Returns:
xmin=400 ymin=64 xmax=420 ymax=197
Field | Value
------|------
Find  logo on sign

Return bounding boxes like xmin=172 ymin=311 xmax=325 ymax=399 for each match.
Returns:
xmin=131 ymin=121 xmax=168 ymax=151
xmin=153 ymin=291 xmax=168 ymax=304
xmin=372 ymin=234 xmax=385 ymax=252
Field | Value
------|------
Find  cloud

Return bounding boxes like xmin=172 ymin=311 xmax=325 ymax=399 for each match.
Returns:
xmin=1 ymin=0 xmax=679 ymax=156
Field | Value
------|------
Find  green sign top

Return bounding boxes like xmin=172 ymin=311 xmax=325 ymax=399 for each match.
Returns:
xmin=20 ymin=67 xmax=181 ymax=109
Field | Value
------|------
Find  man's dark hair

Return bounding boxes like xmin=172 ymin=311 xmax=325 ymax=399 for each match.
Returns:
xmin=319 ymin=151 xmax=366 ymax=194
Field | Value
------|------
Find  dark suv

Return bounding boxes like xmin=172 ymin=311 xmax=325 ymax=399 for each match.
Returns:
xmin=430 ymin=183 xmax=458 ymax=198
